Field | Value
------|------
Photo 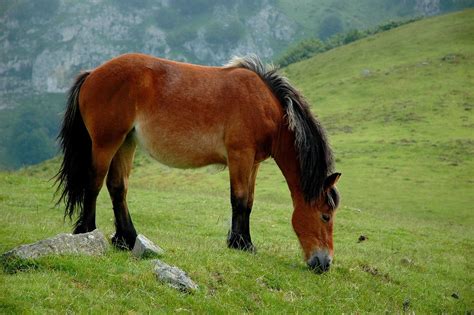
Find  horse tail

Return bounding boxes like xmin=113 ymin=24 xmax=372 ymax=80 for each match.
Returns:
xmin=55 ymin=71 xmax=91 ymax=220
xmin=225 ymin=55 xmax=334 ymax=202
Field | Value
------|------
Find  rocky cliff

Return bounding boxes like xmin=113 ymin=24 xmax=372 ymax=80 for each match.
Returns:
xmin=1 ymin=0 xmax=471 ymax=98
xmin=1 ymin=0 xmax=297 ymax=95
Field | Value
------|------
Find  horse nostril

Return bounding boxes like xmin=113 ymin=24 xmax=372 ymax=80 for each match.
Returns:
xmin=307 ymin=256 xmax=322 ymax=272
xmin=307 ymin=251 xmax=332 ymax=273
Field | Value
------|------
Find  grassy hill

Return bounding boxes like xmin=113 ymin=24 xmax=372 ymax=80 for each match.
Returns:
xmin=1 ymin=10 xmax=473 ymax=313
xmin=3 ymin=1 xmax=474 ymax=169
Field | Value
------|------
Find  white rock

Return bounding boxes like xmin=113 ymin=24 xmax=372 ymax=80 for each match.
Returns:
xmin=132 ymin=234 xmax=164 ymax=258
xmin=2 ymin=229 xmax=109 ymax=260
xmin=152 ymin=259 xmax=198 ymax=292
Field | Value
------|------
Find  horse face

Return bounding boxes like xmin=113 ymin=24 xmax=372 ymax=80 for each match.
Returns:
xmin=292 ymin=173 xmax=341 ymax=273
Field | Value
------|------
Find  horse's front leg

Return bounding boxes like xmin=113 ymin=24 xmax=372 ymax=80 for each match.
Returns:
xmin=227 ymin=150 xmax=259 ymax=252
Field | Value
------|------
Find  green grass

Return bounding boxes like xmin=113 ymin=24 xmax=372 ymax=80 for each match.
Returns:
xmin=1 ymin=10 xmax=473 ymax=313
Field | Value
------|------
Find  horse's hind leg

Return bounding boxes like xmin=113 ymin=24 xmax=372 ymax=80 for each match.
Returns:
xmin=227 ymin=149 xmax=258 ymax=252
xmin=106 ymin=132 xmax=138 ymax=250
xmin=73 ymin=144 xmax=117 ymax=234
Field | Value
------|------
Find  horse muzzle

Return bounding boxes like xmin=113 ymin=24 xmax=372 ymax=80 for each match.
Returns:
xmin=307 ymin=250 xmax=332 ymax=273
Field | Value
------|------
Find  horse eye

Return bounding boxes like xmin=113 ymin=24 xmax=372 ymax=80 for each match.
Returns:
xmin=321 ymin=214 xmax=331 ymax=223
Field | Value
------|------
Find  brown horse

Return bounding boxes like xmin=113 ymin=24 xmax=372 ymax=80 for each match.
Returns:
xmin=56 ymin=53 xmax=341 ymax=273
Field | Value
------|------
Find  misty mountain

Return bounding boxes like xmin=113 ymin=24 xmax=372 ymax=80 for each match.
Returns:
xmin=3 ymin=0 xmax=472 ymax=96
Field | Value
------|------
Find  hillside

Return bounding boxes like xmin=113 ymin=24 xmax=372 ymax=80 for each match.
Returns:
xmin=1 ymin=0 xmax=474 ymax=169
xmin=284 ymin=8 xmax=474 ymax=222
xmin=1 ymin=10 xmax=473 ymax=313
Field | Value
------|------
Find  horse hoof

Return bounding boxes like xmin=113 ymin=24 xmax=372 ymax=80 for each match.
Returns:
xmin=227 ymin=234 xmax=256 ymax=253
xmin=73 ymin=224 xmax=96 ymax=234
xmin=111 ymin=233 xmax=136 ymax=250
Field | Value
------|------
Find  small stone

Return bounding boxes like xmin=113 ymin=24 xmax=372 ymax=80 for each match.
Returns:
xmin=2 ymin=229 xmax=109 ymax=260
xmin=132 ymin=234 xmax=164 ymax=259
xmin=152 ymin=259 xmax=198 ymax=293
xmin=361 ymin=69 xmax=371 ymax=77
xmin=358 ymin=235 xmax=367 ymax=242
xmin=451 ymin=292 xmax=459 ymax=299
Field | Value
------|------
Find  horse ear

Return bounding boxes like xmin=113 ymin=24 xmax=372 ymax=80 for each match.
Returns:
xmin=324 ymin=172 xmax=341 ymax=190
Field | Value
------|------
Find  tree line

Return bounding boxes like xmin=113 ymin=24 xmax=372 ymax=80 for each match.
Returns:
xmin=275 ymin=17 xmax=422 ymax=68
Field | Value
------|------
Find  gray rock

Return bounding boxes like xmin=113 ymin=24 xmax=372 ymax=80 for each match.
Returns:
xmin=152 ymin=259 xmax=198 ymax=293
xmin=2 ymin=230 xmax=109 ymax=260
xmin=132 ymin=234 xmax=164 ymax=258
xmin=361 ymin=69 xmax=371 ymax=77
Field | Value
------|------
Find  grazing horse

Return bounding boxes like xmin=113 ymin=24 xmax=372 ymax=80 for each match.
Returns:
xmin=56 ymin=53 xmax=341 ymax=273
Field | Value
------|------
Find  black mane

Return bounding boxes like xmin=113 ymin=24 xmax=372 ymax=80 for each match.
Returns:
xmin=226 ymin=55 xmax=334 ymax=202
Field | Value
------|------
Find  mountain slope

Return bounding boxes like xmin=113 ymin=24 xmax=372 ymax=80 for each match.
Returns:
xmin=283 ymin=9 xmax=473 ymax=218
xmin=1 ymin=1 xmax=474 ymax=169
xmin=1 ymin=10 xmax=473 ymax=313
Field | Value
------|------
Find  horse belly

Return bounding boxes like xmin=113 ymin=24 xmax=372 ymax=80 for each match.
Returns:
xmin=135 ymin=119 xmax=227 ymax=169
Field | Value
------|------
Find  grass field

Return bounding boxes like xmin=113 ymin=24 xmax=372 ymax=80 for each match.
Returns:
xmin=1 ymin=10 xmax=473 ymax=313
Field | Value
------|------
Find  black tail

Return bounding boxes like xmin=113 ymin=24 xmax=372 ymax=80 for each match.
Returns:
xmin=55 ymin=71 xmax=91 ymax=222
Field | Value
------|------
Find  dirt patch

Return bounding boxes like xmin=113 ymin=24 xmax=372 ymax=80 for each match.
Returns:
xmin=441 ymin=53 xmax=465 ymax=64
xmin=360 ymin=264 xmax=392 ymax=282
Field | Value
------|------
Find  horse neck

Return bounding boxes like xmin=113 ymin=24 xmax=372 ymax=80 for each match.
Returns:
xmin=273 ymin=127 xmax=306 ymax=207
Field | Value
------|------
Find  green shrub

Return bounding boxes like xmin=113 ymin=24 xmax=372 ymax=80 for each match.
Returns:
xmin=343 ymin=29 xmax=365 ymax=44
xmin=276 ymin=39 xmax=326 ymax=67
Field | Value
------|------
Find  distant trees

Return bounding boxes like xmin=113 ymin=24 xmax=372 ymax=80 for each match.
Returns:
xmin=276 ymin=17 xmax=421 ymax=67
xmin=0 ymin=94 xmax=63 ymax=169
xmin=276 ymin=39 xmax=326 ymax=67
xmin=11 ymin=123 xmax=55 ymax=166
xmin=318 ymin=15 xmax=343 ymax=39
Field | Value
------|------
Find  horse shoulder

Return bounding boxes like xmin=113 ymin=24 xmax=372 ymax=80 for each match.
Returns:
xmin=221 ymin=68 xmax=283 ymax=159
